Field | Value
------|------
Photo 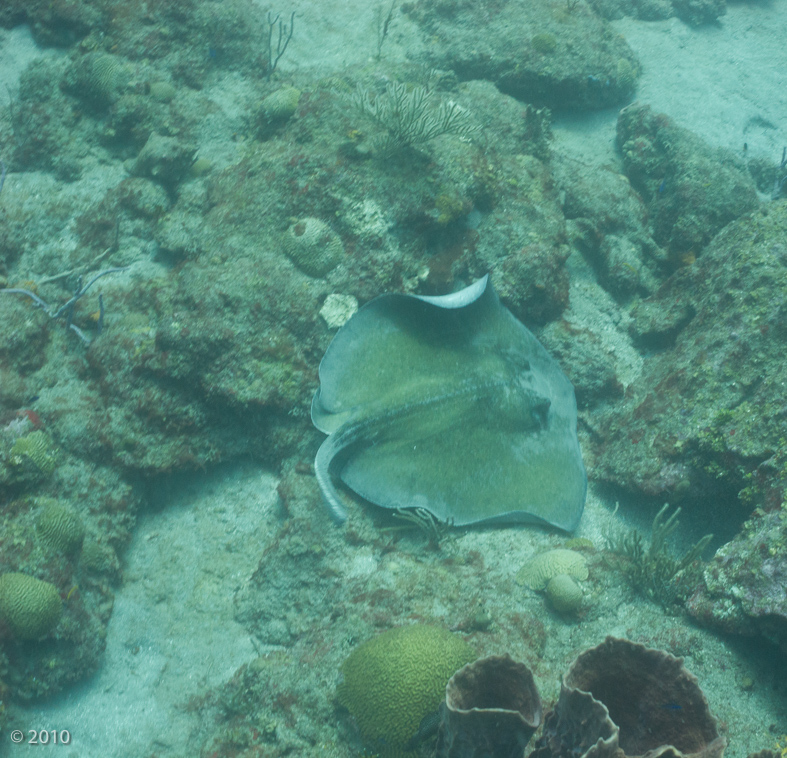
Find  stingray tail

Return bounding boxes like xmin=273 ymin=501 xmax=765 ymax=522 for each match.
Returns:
xmin=314 ymin=437 xmax=348 ymax=524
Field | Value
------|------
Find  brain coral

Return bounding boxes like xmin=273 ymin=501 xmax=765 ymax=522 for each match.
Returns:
xmin=517 ymin=549 xmax=588 ymax=591
xmin=10 ymin=430 xmax=57 ymax=475
xmin=36 ymin=499 xmax=85 ymax=555
xmin=283 ymin=217 xmax=344 ymax=277
xmin=337 ymin=624 xmax=476 ymax=752
xmin=0 ymin=572 xmax=62 ymax=640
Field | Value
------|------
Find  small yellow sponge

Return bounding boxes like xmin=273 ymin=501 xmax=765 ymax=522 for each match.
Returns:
xmin=337 ymin=624 xmax=475 ymax=752
xmin=0 ymin=572 xmax=63 ymax=640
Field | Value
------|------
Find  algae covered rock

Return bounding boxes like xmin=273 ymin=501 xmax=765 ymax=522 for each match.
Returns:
xmin=405 ymin=0 xmax=639 ymax=110
xmin=132 ymin=132 xmax=198 ymax=187
xmin=337 ymin=624 xmax=476 ymax=752
xmin=0 ymin=572 xmax=62 ymax=640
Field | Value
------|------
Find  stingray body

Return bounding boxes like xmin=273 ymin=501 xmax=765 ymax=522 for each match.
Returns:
xmin=311 ymin=276 xmax=587 ymax=531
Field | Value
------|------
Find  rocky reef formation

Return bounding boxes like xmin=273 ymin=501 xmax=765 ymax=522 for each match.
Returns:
xmin=592 ymin=200 xmax=786 ymax=513
xmin=687 ymin=507 xmax=787 ymax=654
xmin=404 ymin=0 xmax=640 ymax=110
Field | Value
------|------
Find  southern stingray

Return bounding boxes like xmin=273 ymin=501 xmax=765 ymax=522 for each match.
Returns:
xmin=311 ymin=276 xmax=587 ymax=531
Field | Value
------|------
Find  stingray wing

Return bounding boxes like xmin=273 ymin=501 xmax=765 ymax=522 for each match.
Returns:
xmin=312 ymin=277 xmax=587 ymax=532
xmin=338 ymin=385 xmax=586 ymax=531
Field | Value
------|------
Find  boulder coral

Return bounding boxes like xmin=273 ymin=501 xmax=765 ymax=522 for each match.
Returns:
xmin=545 ymin=573 xmax=584 ymax=615
xmin=0 ymin=572 xmax=63 ymax=640
xmin=337 ymin=624 xmax=475 ymax=753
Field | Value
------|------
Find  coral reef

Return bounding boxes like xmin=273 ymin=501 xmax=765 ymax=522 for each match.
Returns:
xmin=533 ymin=637 xmax=726 ymax=758
xmin=337 ymin=625 xmax=476 ymax=753
xmin=0 ymin=572 xmax=62 ymax=640
xmin=587 ymin=0 xmax=725 ymax=26
xmin=436 ymin=654 xmax=542 ymax=758
xmin=404 ymin=0 xmax=639 ymax=110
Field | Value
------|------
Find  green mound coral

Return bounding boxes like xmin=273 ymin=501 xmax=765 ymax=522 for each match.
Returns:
xmin=0 ymin=572 xmax=62 ymax=640
xmin=261 ymin=85 xmax=301 ymax=121
xmin=337 ymin=624 xmax=475 ymax=753
xmin=36 ymin=499 xmax=85 ymax=555
xmin=545 ymin=573 xmax=584 ymax=614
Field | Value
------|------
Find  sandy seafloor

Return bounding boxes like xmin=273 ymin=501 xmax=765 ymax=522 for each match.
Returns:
xmin=2 ymin=0 xmax=787 ymax=755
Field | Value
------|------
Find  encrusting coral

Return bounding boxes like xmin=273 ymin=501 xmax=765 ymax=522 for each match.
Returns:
xmin=436 ymin=654 xmax=542 ymax=758
xmin=337 ymin=624 xmax=475 ymax=753
xmin=0 ymin=572 xmax=63 ymax=640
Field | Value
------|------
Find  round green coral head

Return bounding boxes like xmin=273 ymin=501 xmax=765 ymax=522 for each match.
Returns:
xmin=0 ymin=572 xmax=62 ymax=640
xmin=338 ymin=624 xmax=475 ymax=752
xmin=36 ymin=499 xmax=85 ymax=555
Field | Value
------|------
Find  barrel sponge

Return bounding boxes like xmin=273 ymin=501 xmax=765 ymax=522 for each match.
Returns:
xmin=337 ymin=624 xmax=476 ymax=751
xmin=283 ymin=217 xmax=344 ymax=277
xmin=0 ymin=573 xmax=62 ymax=640
xmin=36 ymin=499 xmax=85 ymax=555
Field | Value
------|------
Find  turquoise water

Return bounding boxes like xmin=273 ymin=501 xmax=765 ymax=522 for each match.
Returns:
xmin=0 ymin=0 xmax=786 ymax=756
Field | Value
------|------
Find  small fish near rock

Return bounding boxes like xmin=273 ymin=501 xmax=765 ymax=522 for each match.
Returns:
xmin=311 ymin=276 xmax=587 ymax=531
